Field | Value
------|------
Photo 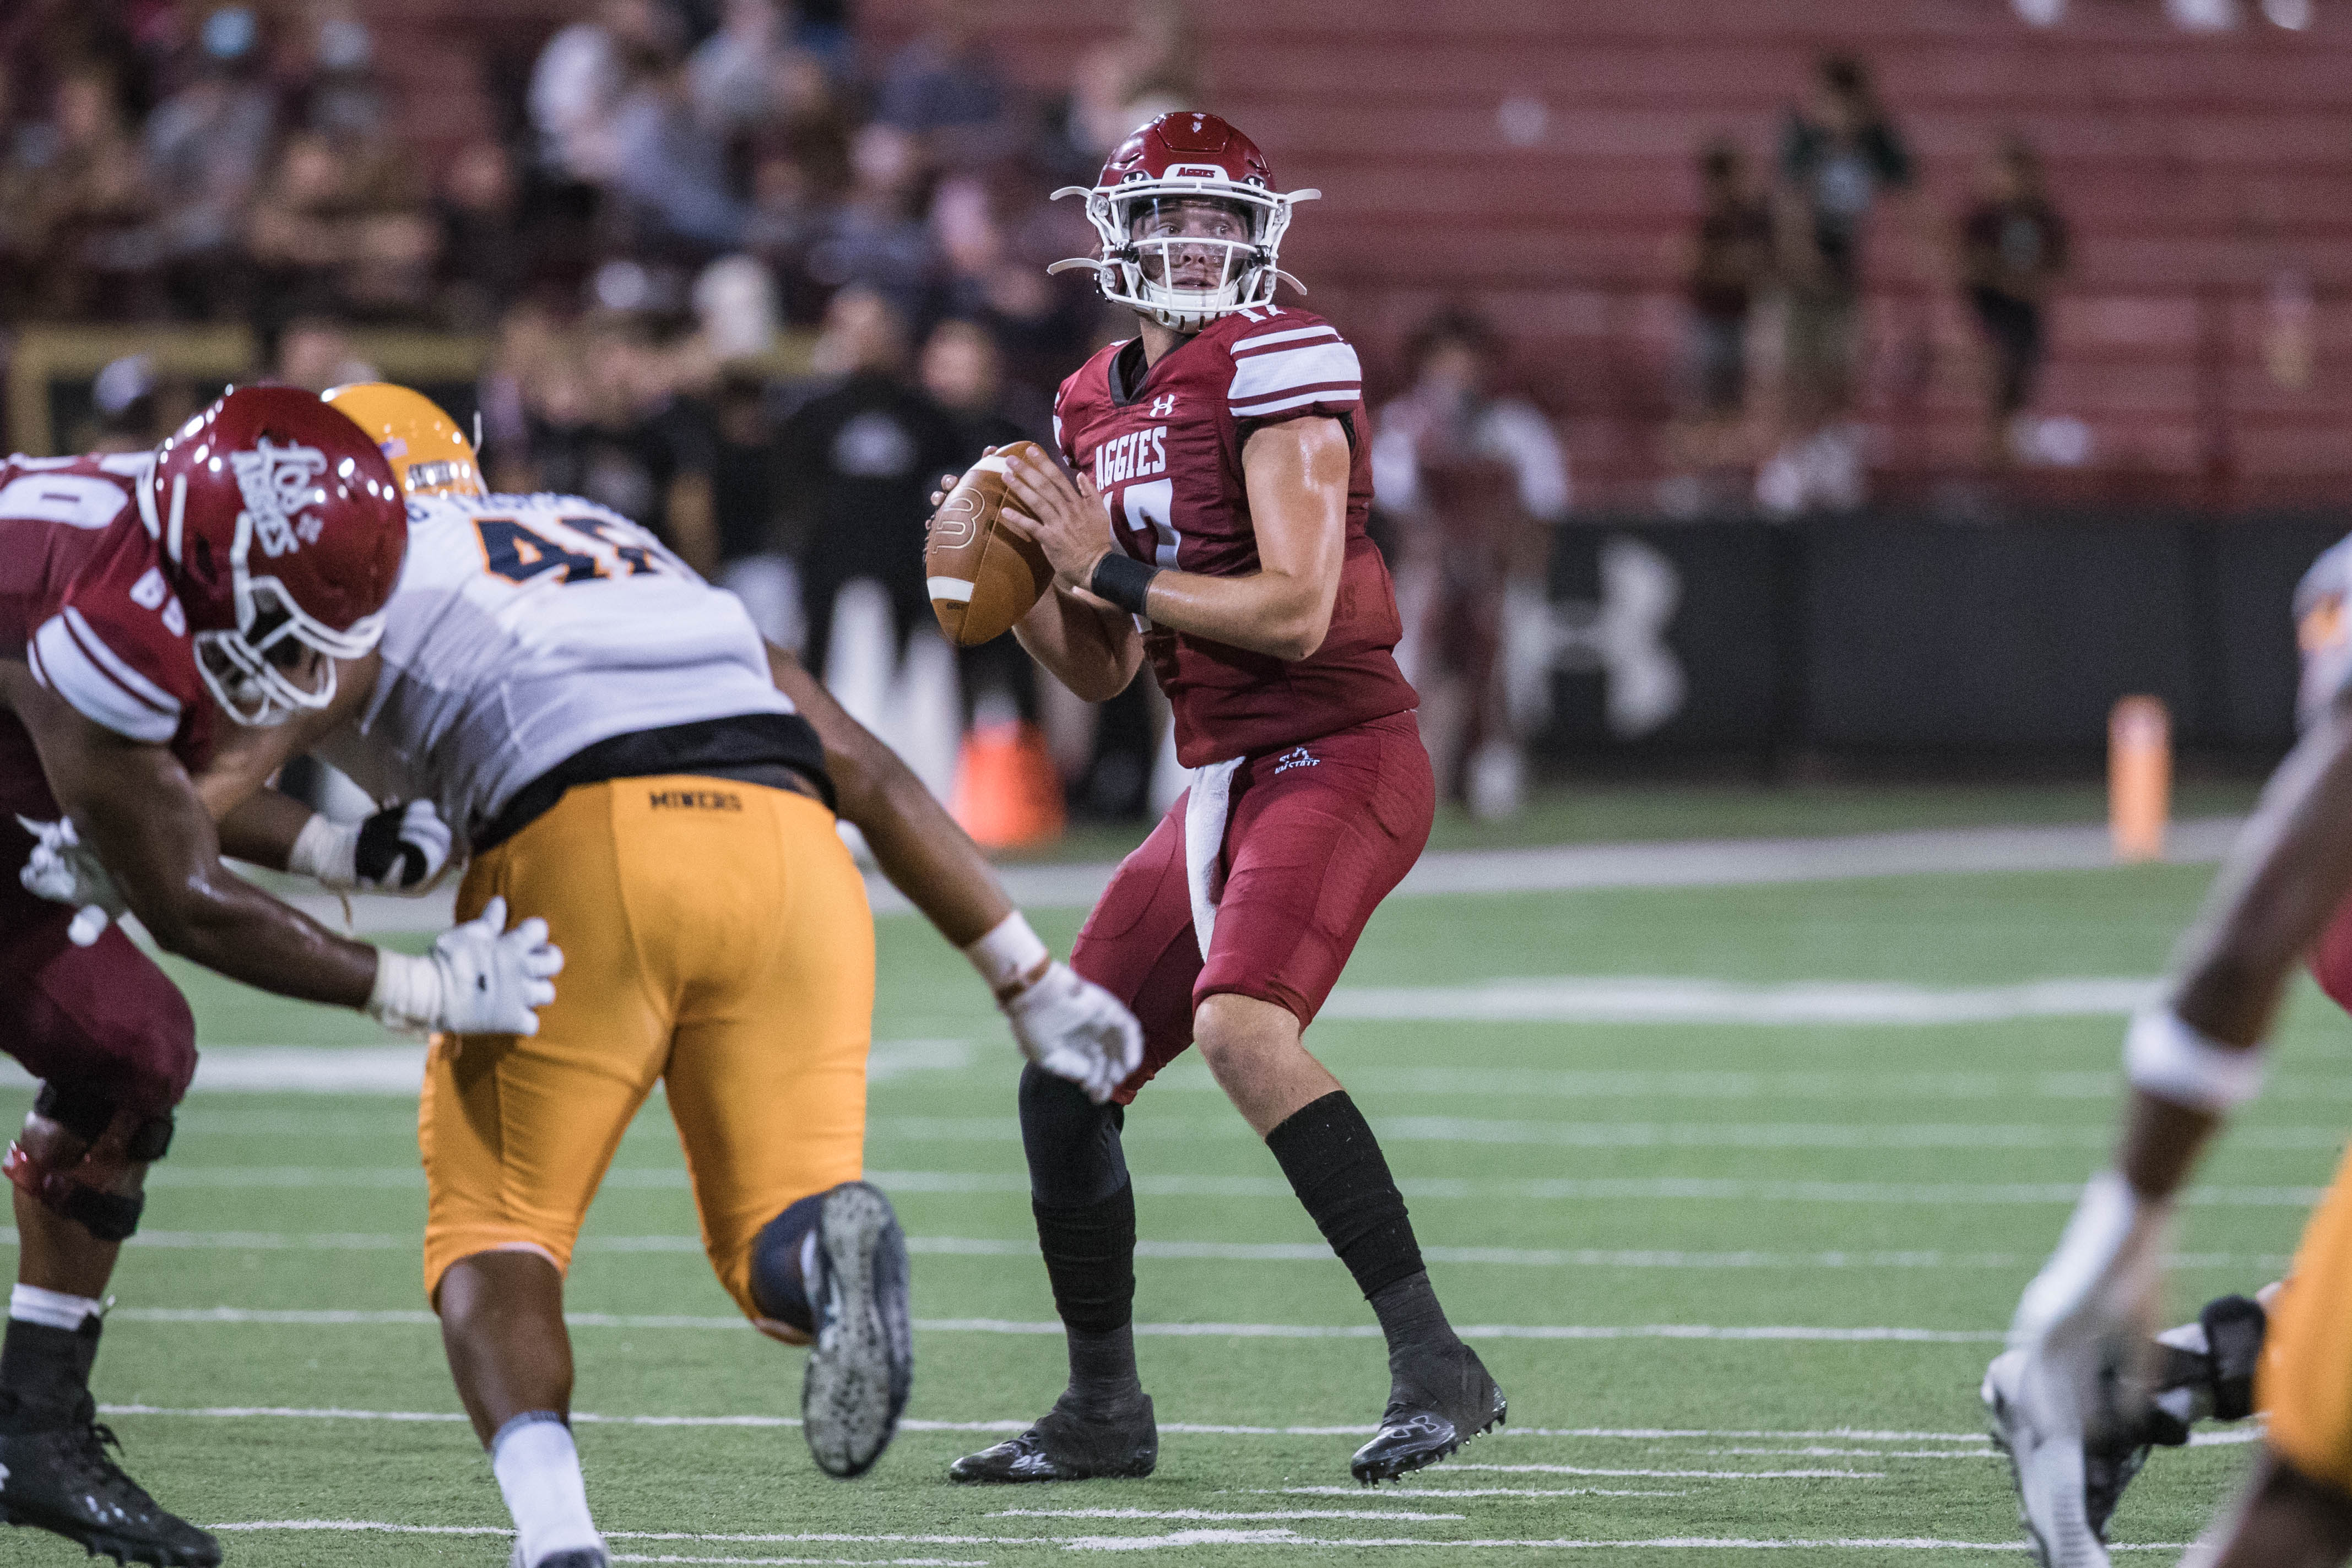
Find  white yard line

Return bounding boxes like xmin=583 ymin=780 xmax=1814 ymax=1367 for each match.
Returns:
xmin=1319 ymin=977 xmax=2158 ymax=1026
xmin=38 ymin=1228 xmax=2283 ymax=1273
xmin=993 ymin=1509 xmax=1462 ymax=1522
xmin=1272 ymin=1488 xmax=1690 ymax=1499
xmin=99 ymin=1307 xmax=2007 ymax=1342
xmin=1441 ymin=1464 xmax=1882 ymax=1480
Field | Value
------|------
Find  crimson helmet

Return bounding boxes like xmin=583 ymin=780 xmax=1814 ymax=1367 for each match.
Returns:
xmin=1050 ymin=111 xmax=1319 ymax=333
xmin=142 ymin=387 xmax=408 ymax=726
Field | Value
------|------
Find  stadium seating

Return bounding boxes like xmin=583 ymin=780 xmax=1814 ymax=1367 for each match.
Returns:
xmin=384 ymin=0 xmax=2352 ymax=511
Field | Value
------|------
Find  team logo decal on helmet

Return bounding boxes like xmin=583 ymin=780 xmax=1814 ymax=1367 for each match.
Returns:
xmin=1049 ymin=110 xmax=1319 ymax=333
xmin=142 ymin=386 xmax=409 ymax=727
xmin=230 ymin=439 xmax=331 ymax=557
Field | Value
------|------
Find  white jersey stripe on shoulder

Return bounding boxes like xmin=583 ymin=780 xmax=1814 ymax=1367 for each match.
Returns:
xmin=31 ymin=615 xmax=180 ymax=742
xmin=64 ymin=607 xmax=179 ymax=713
xmin=1228 ymin=342 xmax=1363 ymax=404
xmin=1231 ymin=386 xmax=1363 ymax=420
xmin=1232 ymin=323 xmax=1341 ymax=355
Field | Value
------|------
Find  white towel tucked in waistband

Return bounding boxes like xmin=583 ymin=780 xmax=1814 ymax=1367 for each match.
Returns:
xmin=1183 ymin=756 xmax=1244 ymax=961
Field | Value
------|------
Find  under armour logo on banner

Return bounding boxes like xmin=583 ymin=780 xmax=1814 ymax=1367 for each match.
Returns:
xmin=1536 ymin=536 xmax=1686 ymax=738
xmin=1151 ymin=394 xmax=1178 ymax=417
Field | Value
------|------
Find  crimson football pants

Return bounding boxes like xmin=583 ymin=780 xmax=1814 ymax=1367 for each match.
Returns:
xmin=1072 ymin=710 xmax=1435 ymax=1102
xmin=0 ymin=818 xmax=197 ymax=1121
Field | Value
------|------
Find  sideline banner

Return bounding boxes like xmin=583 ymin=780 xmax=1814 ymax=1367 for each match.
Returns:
xmin=1530 ymin=514 xmax=2349 ymax=760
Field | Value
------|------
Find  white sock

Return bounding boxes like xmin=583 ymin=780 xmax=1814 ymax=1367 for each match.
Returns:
xmin=491 ymin=1413 xmax=601 ymax=1565
xmin=10 ymin=1285 xmax=100 ymax=1331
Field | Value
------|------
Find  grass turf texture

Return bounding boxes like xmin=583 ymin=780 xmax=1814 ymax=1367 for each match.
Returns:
xmin=2 ymin=831 xmax=2338 ymax=1564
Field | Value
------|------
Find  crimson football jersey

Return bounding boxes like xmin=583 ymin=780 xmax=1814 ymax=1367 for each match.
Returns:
xmin=0 ymin=455 xmax=214 ymax=820
xmin=1053 ymin=306 xmax=1417 ymax=766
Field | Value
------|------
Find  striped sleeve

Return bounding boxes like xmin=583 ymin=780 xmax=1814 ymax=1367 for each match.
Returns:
xmin=28 ymin=607 xmax=183 ymax=743
xmin=1226 ymin=322 xmax=1363 ymax=422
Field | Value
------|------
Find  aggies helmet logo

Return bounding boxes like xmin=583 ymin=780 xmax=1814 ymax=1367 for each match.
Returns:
xmin=229 ymin=439 xmax=332 ymax=558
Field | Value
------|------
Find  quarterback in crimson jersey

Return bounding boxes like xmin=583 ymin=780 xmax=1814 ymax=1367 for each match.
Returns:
xmin=946 ymin=111 xmax=1503 ymax=1489
xmin=0 ymin=389 xmax=560 ymax=1566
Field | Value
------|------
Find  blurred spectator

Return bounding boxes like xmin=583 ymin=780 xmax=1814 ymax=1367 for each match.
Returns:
xmin=1758 ymin=53 xmax=1914 ymax=513
xmin=606 ymin=50 xmax=746 ymax=254
xmin=0 ymin=64 xmax=160 ymax=319
xmin=144 ymin=4 xmax=278 ymax=316
xmin=875 ymin=0 xmax=1014 ymax=169
xmin=247 ymin=128 xmax=437 ymax=321
xmin=528 ymin=0 xmax=681 ymax=183
xmin=1068 ymin=0 xmax=1202 ymax=162
xmin=920 ymin=315 xmax=1044 ymax=724
xmin=778 ymin=286 xmax=969 ymax=681
xmin=436 ymin=139 xmax=529 ymax=332
xmin=1959 ymin=135 xmax=2069 ymax=465
xmin=744 ymin=115 xmax=852 ymax=321
xmin=478 ymin=302 xmax=562 ymax=491
xmin=805 ymin=123 xmax=939 ymax=328
xmin=525 ymin=311 xmax=721 ymax=569
xmin=689 ymin=0 xmax=831 ymax=135
xmin=708 ymin=367 xmax=803 ymax=649
xmin=268 ymin=314 xmax=374 ymax=392
xmin=1374 ymin=308 xmax=1570 ymax=821
xmin=1683 ymin=140 xmax=1773 ymax=426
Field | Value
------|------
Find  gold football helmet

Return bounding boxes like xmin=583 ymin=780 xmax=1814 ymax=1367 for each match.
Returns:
xmin=323 ymin=382 xmax=485 ymax=498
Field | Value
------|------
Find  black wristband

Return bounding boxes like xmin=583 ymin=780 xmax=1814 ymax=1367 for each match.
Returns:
xmin=1090 ymin=552 xmax=1160 ymax=616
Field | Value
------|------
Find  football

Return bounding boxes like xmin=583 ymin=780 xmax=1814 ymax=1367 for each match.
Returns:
xmin=925 ymin=442 xmax=1056 ymax=647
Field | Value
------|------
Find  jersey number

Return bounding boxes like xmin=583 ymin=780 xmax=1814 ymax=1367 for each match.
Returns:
xmin=0 ymin=474 xmax=127 ymax=530
xmin=473 ymin=514 xmax=674 ymax=585
xmin=1117 ymin=479 xmax=1179 ymax=569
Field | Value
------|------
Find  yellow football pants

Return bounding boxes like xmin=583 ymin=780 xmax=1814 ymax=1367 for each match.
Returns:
xmin=419 ymin=775 xmax=874 ymax=1323
xmin=2261 ymin=1142 xmax=2352 ymax=1490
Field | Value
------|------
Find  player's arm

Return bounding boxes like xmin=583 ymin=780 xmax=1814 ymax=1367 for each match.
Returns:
xmin=2006 ymin=688 xmax=2352 ymax=1371
xmin=6 ymin=661 xmax=376 ymax=1005
xmin=763 ymin=641 xmax=1141 ymax=1100
xmin=1013 ymin=584 xmax=1145 ymax=703
xmin=996 ymin=417 xmax=1350 ymax=663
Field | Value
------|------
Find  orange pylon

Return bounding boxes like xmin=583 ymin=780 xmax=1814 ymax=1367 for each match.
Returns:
xmin=950 ymin=720 xmax=1066 ymax=850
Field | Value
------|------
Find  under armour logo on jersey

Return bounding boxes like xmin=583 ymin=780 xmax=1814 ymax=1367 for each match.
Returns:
xmin=1534 ymin=537 xmax=1686 ymax=739
xmin=229 ymin=439 xmax=329 ymax=558
xmin=1150 ymin=394 xmax=1178 ymax=417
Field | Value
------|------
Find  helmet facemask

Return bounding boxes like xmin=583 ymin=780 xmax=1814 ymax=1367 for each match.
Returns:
xmin=192 ymin=503 xmax=386 ymax=726
xmin=1053 ymin=178 xmax=1314 ymax=333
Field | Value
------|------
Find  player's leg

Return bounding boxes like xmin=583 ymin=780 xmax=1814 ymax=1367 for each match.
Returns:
xmin=0 ymin=907 xmax=217 ymax=1566
xmin=951 ymin=806 xmax=1201 ymax=1483
xmin=423 ymin=787 xmax=670 ymax=1568
xmin=1190 ymin=714 xmax=1499 ymax=1484
xmin=652 ymin=780 xmax=905 ymax=1478
xmin=2198 ymin=1453 xmax=2352 ymax=1568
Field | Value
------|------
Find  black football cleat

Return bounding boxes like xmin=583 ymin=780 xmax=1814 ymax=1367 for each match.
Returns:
xmin=0 ymin=1410 xmax=220 ymax=1566
xmin=801 ymin=1181 xmax=914 ymax=1479
xmin=508 ymin=1547 xmax=609 ymax=1568
xmin=1351 ymin=1344 xmax=1506 ymax=1485
xmin=948 ymin=1394 xmax=1158 ymax=1483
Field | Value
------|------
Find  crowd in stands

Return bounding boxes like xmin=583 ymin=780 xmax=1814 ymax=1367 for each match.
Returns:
xmin=0 ymin=6 xmax=2083 ymax=817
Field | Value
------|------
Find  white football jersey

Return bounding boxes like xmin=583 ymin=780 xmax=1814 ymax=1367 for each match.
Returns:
xmin=315 ymin=491 xmax=796 ymax=848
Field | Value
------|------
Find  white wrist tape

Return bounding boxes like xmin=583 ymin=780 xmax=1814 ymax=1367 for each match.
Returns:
xmin=962 ymin=911 xmax=1052 ymax=997
xmin=288 ymin=813 xmax=359 ymax=888
xmin=2126 ymin=1006 xmax=2268 ymax=1113
xmin=367 ymin=947 xmax=443 ymax=1032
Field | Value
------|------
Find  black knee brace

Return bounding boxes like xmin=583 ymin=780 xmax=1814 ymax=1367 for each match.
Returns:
xmin=4 ymin=1083 xmax=175 ymax=1243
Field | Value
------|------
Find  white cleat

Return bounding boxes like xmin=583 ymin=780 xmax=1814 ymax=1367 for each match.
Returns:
xmin=1984 ymin=1348 xmax=2110 ymax=1568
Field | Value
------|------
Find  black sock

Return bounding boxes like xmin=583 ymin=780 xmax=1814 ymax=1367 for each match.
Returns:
xmin=1370 ymin=1270 xmax=1465 ymax=1370
xmin=1266 ymin=1091 xmax=1428 ymax=1301
xmin=747 ymin=1190 xmax=828 ymax=1334
xmin=1034 ymin=1185 xmax=1142 ymax=1410
xmin=0 ymin=1314 xmax=100 ymax=1434
xmin=1017 ymin=1061 xmax=1143 ymax=1412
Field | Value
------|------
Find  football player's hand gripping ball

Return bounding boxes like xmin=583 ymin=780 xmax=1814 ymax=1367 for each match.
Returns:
xmin=1004 ymin=961 xmax=1145 ymax=1104
xmin=368 ymin=894 xmax=565 ymax=1037
xmin=15 ymin=813 xmax=124 ymax=947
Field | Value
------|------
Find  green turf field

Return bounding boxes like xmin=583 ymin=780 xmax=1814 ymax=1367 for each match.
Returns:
xmin=4 ymin=822 xmax=2339 ymax=1566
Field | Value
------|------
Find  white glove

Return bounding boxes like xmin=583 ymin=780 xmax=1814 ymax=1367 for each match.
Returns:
xmin=16 ymin=815 xmax=123 ymax=947
xmin=291 ymin=800 xmax=454 ymax=893
xmin=2008 ymin=1170 xmax=2170 ymax=1441
xmin=368 ymin=894 xmax=563 ymax=1036
xmin=1003 ymin=961 xmax=1145 ymax=1104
